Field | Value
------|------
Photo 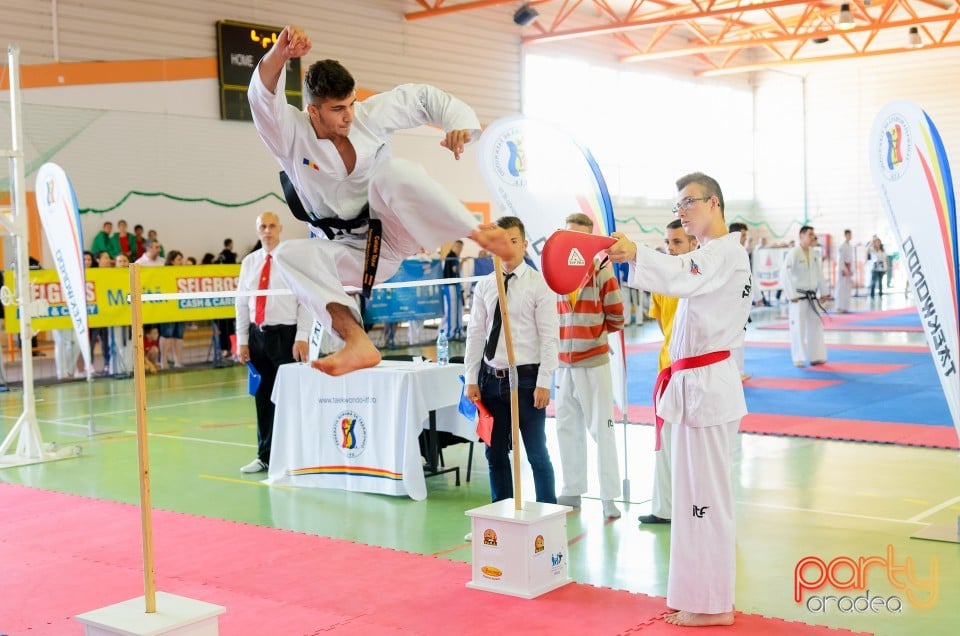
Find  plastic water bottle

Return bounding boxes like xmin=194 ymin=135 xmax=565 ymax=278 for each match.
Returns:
xmin=436 ymin=329 xmax=449 ymax=366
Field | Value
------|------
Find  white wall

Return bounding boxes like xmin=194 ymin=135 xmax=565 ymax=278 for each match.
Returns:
xmin=795 ymin=48 xmax=960 ymax=252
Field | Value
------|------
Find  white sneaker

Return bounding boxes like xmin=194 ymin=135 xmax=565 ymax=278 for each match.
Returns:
xmin=602 ymin=500 xmax=622 ymax=519
xmin=240 ymin=458 xmax=268 ymax=474
xmin=464 ymin=532 xmax=473 ymax=542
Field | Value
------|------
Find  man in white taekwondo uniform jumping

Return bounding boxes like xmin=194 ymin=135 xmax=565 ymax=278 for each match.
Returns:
xmin=607 ymin=172 xmax=751 ymax=628
xmin=780 ymin=225 xmax=831 ymax=367
xmin=248 ymin=25 xmax=512 ymax=376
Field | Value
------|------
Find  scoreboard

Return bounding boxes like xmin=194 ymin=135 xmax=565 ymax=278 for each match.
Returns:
xmin=216 ymin=20 xmax=302 ymax=121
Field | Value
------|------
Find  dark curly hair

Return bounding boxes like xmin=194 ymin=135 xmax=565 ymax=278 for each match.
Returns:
xmin=304 ymin=59 xmax=355 ymax=103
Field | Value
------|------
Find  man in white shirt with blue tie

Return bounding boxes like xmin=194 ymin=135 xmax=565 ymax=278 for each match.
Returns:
xmin=236 ymin=212 xmax=312 ymax=474
xmin=464 ymin=216 xmax=559 ymax=507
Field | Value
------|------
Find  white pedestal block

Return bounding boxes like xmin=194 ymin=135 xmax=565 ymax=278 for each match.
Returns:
xmin=465 ymin=499 xmax=574 ymax=599
xmin=76 ymin=592 xmax=225 ymax=636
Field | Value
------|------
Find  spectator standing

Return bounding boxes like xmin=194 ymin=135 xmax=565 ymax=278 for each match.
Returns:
xmin=215 ymin=240 xmax=239 ymax=359
xmin=217 ymin=239 xmax=238 ymax=265
xmin=781 ymin=226 xmax=830 ymax=367
xmin=86 ymin=253 xmax=110 ymax=375
xmin=464 ymin=216 xmax=559 ymax=510
xmin=727 ymin=221 xmax=752 ymax=382
xmin=639 ymin=218 xmax=697 ymax=525
xmin=835 ymin=229 xmax=854 ymax=313
xmin=554 ymin=213 xmax=624 ymax=519
xmin=109 ymin=219 xmax=136 ymax=260
xmin=236 ymin=212 xmax=311 ymax=473
xmin=132 ymin=224 xmax=146 ymax=259
xmin=135 ymin=239 xmax=164 ymax=266
xmin=90 ymin=221 xmax=112 ymax=257
xmin=159 ymin=250 xmax=186 ymax=368
xmin=146 ymin=230 xmax=165 ymax=258
xmin=866 ymin=237 xmax=887 ymax=299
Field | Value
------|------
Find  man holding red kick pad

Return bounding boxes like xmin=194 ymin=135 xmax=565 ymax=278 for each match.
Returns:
xmin=606 ymin=172 xmax=751 ymax=628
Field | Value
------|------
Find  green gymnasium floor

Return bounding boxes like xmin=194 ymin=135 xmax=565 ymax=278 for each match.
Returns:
xmin=1 ymin=293 xmax=958 ymax=635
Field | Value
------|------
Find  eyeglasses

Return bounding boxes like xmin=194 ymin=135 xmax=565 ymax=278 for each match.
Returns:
xmin=672 ymin=196 xmax=713 ymax=216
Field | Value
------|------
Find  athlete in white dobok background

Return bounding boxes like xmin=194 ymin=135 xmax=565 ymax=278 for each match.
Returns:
xmin=607 ymin=172 xmax=750 ymax=628
xmin=780 ymin=225 xmax=831 ymax=367
xmin=835 ymin=229 xmax=854 ymax=313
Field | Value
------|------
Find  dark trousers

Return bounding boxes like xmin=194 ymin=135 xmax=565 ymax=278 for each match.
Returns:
xmin=217 ymin=318 xmax=236 ymax=353
xmin=869 ymin=270 xmax=885 ymax=298
xmin=480 ymin=369 xmax=556 ymax=504
xmin=89 ymin=327 xmax=110 ymax=369
xmin=248 ymin=324 xmax=296 ymax=464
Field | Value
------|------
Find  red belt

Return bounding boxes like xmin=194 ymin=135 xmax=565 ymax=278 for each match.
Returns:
xmin=652 ymin=350 xmax=730 ymax=450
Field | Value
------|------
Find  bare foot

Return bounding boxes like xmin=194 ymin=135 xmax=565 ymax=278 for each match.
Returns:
xmin=310 ymin=342 xmax=381 ymax=376
xmin=311 ymin=302 xmax=382 ymax=376
xmin=663 ymin=610 xmax=735 ymax=627
xmin=470 ymin=224 xmax=513 ymax=261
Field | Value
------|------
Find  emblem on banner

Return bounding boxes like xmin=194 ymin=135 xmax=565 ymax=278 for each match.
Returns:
xmin=490 ymin=126 xmax=528 ymax=187
xmin=333 ymin=410 xmax=367 ymax=458
xmin=876 ymin=112 xmax=912 ymax=182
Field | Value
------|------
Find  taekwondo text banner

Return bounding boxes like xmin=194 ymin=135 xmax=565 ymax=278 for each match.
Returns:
xmin=34 ymin=163 xmax=92 ymax=369
xmin=2 ymin=264 xmax=241 ymax=331
xmin=869 ymin=101 xmax=959 ymax=437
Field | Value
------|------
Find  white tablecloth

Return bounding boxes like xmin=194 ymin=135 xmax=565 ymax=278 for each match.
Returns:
xmin=266 ymin=361 xmax=471 ymax=500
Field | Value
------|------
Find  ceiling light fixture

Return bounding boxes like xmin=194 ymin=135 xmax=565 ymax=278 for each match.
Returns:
xmin=513 ymin=3 xmax=539 ymax=27
xmin=837 ymin=3 xmax=855 ymax=30
xmin=908 ymin=26 xmax=923 ymax=49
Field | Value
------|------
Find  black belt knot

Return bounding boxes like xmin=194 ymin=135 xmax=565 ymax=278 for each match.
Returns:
xmin=279 ymin=170 xmax=382 ymax=299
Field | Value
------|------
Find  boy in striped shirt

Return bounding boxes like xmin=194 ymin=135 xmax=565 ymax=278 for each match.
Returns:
xmin=555 ymin=213 xmax=625 ymax=519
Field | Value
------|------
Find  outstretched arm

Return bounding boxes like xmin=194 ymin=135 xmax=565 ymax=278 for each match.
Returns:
xmin=258 ymin=25 xmax=312 ymax=94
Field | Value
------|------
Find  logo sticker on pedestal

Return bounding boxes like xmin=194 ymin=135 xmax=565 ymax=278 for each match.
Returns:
xmin=551 ymin=552 xmax=564 ymax=575
xmin=534 ymin=534 xmax=545 ymax=554
xmin=483 ymin=528 xmax=498 ymax=547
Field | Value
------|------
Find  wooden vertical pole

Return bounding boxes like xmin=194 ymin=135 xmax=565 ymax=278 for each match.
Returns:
xmin=129 ymin=264 xmax=157 ymax=613
xmin=492 ymin=257 xmax=522 ymax=511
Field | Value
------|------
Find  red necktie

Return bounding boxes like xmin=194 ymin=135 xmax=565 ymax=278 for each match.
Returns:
xmin=254 ymin=253 xmax=271 ymax=326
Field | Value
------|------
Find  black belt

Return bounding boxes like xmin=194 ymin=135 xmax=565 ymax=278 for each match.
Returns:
xmin=482 ymin=363 xmax=539 ymax=379
xmin=280 ymin=170 xmax=381 ymax=299
xmin=796 ymin=289 xmax=827 ymax=318
xmin=251 ymin=323 xmax=296 ymax=334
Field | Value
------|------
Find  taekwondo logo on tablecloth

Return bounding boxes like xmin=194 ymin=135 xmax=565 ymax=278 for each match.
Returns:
xmin=489 ymin=125 xmax=528 ymax=188
xmin=333 ymin=410 xmax=367 ymax=458
xmin=876 ymin=113 xmax=912 ymax=182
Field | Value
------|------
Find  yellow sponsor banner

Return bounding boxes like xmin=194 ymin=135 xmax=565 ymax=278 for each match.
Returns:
xmin=3 ymin=265 xmax=241 ymax=331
